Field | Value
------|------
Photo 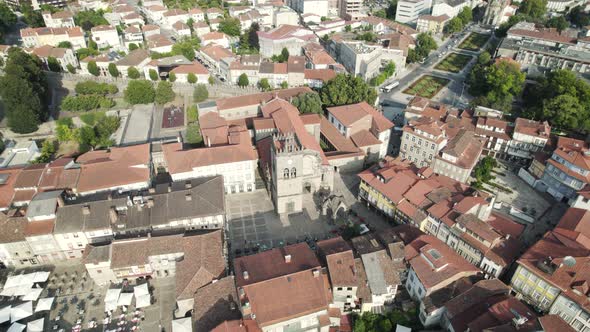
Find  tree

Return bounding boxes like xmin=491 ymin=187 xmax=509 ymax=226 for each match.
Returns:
xmin=155 ymin=81 xmax=175 ymax=104
xmin=149 ymin=68 xmax=158 ymax=81
xmin=542 ymin=94 xmax=585 ymax=131
xmin=171 ymin=37 xmax=200 ymax=60
xmin=247 ymin=22 xmax=260 ymax=50
xmin=280 ymin=81 xmax=289 ymax=89
xmin=407 ymin=33 xmax=438 ymax=63
xmin=238 ymin=73 xmax=249 ymax=87
xmin=472 ymin=156 xmax=497 ymax=188
xmin=345 ymin=25 xmax=352 ymax=32
xmin=56 ymin=118 xmax=76 ymax=142
xmin=258 ymin=78 xmax=271 ymax=91
xmin=108 ymin=63 xmax=119 ymax=77
xmin=188 ymin=73 xmax=197 ymax=84
xmin=33 ymin=140 xmax=56 ymax=163
xmin=128 ymin=43 xmax=139 ymax=51
xmin=457 ymin=6 xmax=473 ymax=25
xmin=47 ymin=57 xmax=61 ymax=72
xmin=57 ymin=41 xmax=72 ymax=49
xmin=75 ymin=9 xmax=109 ymax=31
xmin=468 ymin=58 xmax=525 ymax=112
xmin=320 ymin=74 xmax=377 ymax=106
xmin=124 ymin=80 xmax=155 ymax=104
xmin=95 ymin=115 xmax=120 ymax=147
xmin=193 ymin=84 xmax=209 ymax=102
xmin=208 ymin=75 xmax=215 ymax=85
xmin=546 ymin=15 xmax=568 ymax=32
xmin=185 ymin=123 xmax=203 ymax=145
xmin=75 ymin=81 xmax=118 ymax=95
xmin=291 ymin=93 xmax=322 ymax=114
xmin=187 ymin=105 xmax=199 ymax=122
xmin=20 ymin=3 xmax=44 ymax=28
xmin=128 ymin=66 xmax=140 ymax=79
xmin=0 ymin=2 xmax=17 ymax=40
xmin=76 ymin=47 xmax=99 ymax=61
xmin=218 ymin=17 xmax=241 ymax=36
xmin=87 ymin=61 xmax=100 ymax=76
xmin=518 ymin=0 xmax=547 ymax=21
xmin=568 ymin=6 xmax=590 ymax=27
xmin=445 ymin=17 xmax=463 ymax=35
xmin=281 ymin=47 xmax=290 ymax=62
xmin=66 ymin=64 xmax=76 ymax=74
xmin=0 ymin=48 xmax=50 ymax=133
xmin=169 ymin=72 xmax=176 ymax=82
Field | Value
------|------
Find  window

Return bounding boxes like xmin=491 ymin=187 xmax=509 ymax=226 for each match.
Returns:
xmin=291 ymin=167 xmax=296 ymax=178
xmin=283 ymin=168 xmax=290 ymax=179
xmin=73 ymin=234 xmax=79 ymax=238
xmin=431 ymin=143 xmax=435 ymax=150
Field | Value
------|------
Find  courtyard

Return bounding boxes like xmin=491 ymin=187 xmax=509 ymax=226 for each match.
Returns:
xmin=458 ymin=33 xmax=490 ymax=51
xmin=434 ymin=53 xmax=473 ymax=73
xmin=402 ymin=75 xmax=450 ymax=99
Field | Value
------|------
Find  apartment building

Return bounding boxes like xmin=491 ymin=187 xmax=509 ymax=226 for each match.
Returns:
xmin=326 ymin=102 xmax=394 ymax=161
xmin=540 ymin=137 xmax=590 ymax=203
xmin=91 ymin=25 xmax=121 ymax=49
xmin=338 ymin=41 xmax=406 ymax=80
xmin=163 ymin=9 xmax=190 ymax=27
xmin=30 ymin=45 xmax=79 ymax=72
xmin=416 ymin=14 xmax=449 ymax=34
xmin=21 ymin=27 xmax=86 ymax=50
xmin=339 ymin=0 xmax=363 ymax=20
xmin=497 ymin=22 xmax=590 ymax=75
xmin=400 ymin=118 xmax=447 ymax=167
xmin=115 ymin=49 xmax=151 ymax=78
xmin=317 ymin=237 xmax=358 ymax=312
xmin=42 ymin=11 xmax=75 ymax=28
xmin=507 ymin=117 xmax=551 ymax=162
xmin=395 ymin=0 xmax=431 ymax=24
xmin=289 ymin=0 xmax=329 ymax=18
xmin=234 ymin=243 xmax=334 ymax=332
xmin=474 ymin=116 xmax=512 ymax=159
xmin=0 ymin=215 xmax=37 ymax=268
xmin=432 ymin=129 xmax=484 ymax=183
xmin=257 ymin=25 xmax=317 ymax=57
xmin=431 ymin=0 xmax=472 ymax=18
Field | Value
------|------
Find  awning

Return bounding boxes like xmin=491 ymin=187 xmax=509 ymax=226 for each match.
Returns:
xmin=18 ymin=274 xmax=35 ymax=286
xmin=117 ymin=293 xmax=133 ymax=307
xmin=32 ymin=272 xmax=50 ymax=283
xmin=172 ymin=317 xmax=192 ymax=332
xmin=10 ymin=302 xmax=32 ymax=322
xmin=4 ymin=275 xmax=22 ymax=289
xmin=0 ymin=287 xmax=16 ymax=297
xmin=105 ymin=289 xmax=121 ymax=312
xmin=35 ymin=297 xmax=55 ymax=312
xmin=27 ymin=318 xmax=44 ymax=332
xmin=134 ymin=283 xmax=149 ymax=297
xmin=7 ymin=322 xmax=25 ymax=332
xmin=134 ymin=283 xmax=150 ymax=308
xmin=12 ymin=286 xmax=32 ymax=297
xmin=22 ymin=288 xmax=43 ymax=301
xmin=0 ymin=305 xmax=11 ymax=323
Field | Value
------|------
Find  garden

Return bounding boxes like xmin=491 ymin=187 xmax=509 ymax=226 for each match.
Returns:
xmin=458 ymin=33 xmax=490 ymax=51
xmin=402 ymin=75 xmax=450 ymax=99
xmin=434 ymin=53 xmax=473 ymax=73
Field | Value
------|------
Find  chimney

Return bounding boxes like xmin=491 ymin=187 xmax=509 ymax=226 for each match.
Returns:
xmin=312 ymin=269 xmax=320 ymax=277
xmin=243 ymin=270 xmax=249 ymax=280
xmin=82 ymin=205 xmax=90 ymax=215
xmin=185 ymin=193 xmax=192 ymax=201
xmin=284 ymin=254 xmax=291 ymax=263
xmin=109 ymin=207 xmax=118 ymax=224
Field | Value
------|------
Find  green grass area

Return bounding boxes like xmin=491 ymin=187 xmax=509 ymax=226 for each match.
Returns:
xmin=458 ymin=33 xmax=490 ymax=51
xmin=434 ymin=53 xmax=473 ymax=73
xmin=403 ymin=75 xmax=450 ymax=99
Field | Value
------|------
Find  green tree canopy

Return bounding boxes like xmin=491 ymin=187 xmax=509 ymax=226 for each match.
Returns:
xmin=546 ymin=15 xmax=569 ymax=32
xmin=271 ymin=47 xmax=290 ymax=63
xmin=258 ymin=78 xmax=271 ymax=91
xmin=518 ymin=0 xmax=547 ymax=21
xmin=87 ymin=60 xmax=100 ymax=76
xmin=75 ymin=10 xmax=109 ymax=31
xmin=149 ymin=68 xmax=158 ymax=81
xmin=0 ymin=48 xmax=50 ymax=133
xmin=75 ymin=81 xmax=118 ymax=95
xmin=66 ymin=64 xmax=76 ymax=74
xmin=238 ymin=73 xmax=249 ymax=87
xmin=193 ymin=84 xmax=209 ymax=102
xmin=457 ymin=6 xmax=473 ymax=25
xmin=188 ymin=73 xmax=197 ymax=84
xmin=320 ymin=74 xmax=377 ymax=106
xmin=47 ymin=56 xmax=61 ymax=72
xmin=108 ymin=63 xmax=119 ymax=77
xmin=568 ymin=6 xmax=590 ymax=27
xmin=218 ymin=17 xmax=241 ymax=36
xmin=0 ymin=2 xmax=17 ymax=41
xmin=128 ymin=43 xmax=139 ymax=51
xmin=155 ymin=81 xmax=175 ymax=104
xmin=407 ymin=33 xmax=438 ymax=63
xmin=20 ymin=3 xmax=44 ymax=27
xmin=445 ymin=17 xmax=463 ymax=35
xmin=127 ymin=66 xmax=140 ymax=79
xmin=124 ymin=80 xmax=155 ymax=104
xmin=171 ymin=37 xmax=201 ymax=60
xmin=248 ymin=22 xmax=260 ymax=50
xmin=57 ymin=41 xmax=72 ymax=48
xmin=468 ymin=58 xmax=525 ymax=112
xmin=168 ymin=72 xmax=176 ymax=82
xmin=33 ymin=140 xmax=56 ymax=164
xmin=291 ymin=93 xmax=323 ymax=114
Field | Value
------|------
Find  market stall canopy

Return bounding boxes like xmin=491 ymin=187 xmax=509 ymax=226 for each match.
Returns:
xmin=0 ymin=305 xmax=10 ymax=324
xmin=22 ymin=288 xmax=43 ymax=301
xmin=117 ymin=293 xmax=133 ymax=307
xmin=172 ymin=317 xmax=192 ymax=332
xmin=7 ymin=322 xmax=25 ymax=332
xmin=10 ymin=302 xmax=32 ymax=322
xmin=35 ymin=297 xmax=54 ymax=312
xmin=27 ymin=318 xmax=44 ymax=332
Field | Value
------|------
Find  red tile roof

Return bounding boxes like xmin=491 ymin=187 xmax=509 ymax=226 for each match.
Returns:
xmin=327 ymin=102 xmax=393 ymax=133
xmin=162 ymin=141 xmax=258 ymax=174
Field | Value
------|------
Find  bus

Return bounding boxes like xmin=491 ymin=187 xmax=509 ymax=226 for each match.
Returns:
xmin=381 ymin=81 xmax=399 ymax=93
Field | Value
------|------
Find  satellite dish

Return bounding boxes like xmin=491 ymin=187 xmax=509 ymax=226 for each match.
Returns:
xmin=564 ymin=256 xmax=577 ymax=267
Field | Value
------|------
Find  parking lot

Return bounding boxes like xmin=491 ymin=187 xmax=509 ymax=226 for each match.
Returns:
xmin=227 ymin=190 xmax=336 ymax=255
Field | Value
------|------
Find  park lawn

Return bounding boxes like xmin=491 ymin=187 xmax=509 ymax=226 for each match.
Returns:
xmin=403 ymin=75 xmax=450 ymax=99
xmin=434 ymin=53 xmax=473 ymax=73
xmin=458 ymin=33 xmax=490 ymax=51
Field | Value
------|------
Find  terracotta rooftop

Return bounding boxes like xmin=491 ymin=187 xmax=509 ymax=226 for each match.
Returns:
xmin=304 ymin=69 xmax=337 ymax=82
xmin=436 ymin=129 xmax=484 ymax=169
xmin=317 ymin=237 xmax=357 ymax=287
xmin=171 ymin=61 xmax=208 ymax=74
xmin=327 ymin=102 xmax=393 ymax=134
xmin=193 ymin=276 xmax=241 ymax=331
xmin=201 ymin=44 xmax=234 ymax=62
xmin=257 ymin=25 xmax=315 ymax=41
xmin=514 ymin=117 xmax=550 ymax=138
xmin=214 ymin=87 xmax=312 ymax=111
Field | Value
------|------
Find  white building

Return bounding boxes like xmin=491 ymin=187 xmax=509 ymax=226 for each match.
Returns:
xmin=257 ymin=25 xmax=317 ymax=57
xmin=91 ymin=25 xmax=121 ymax=49
xmin=431 ymin=0 xmax=472 ymax=18
xmin=20 ymin=27 xmax=86 ymax=50
xmin=42 ymin=11 xmax=75 ymax=28
xmin=31 ymin=45 xmax=79 ymax=71
xmin=395 ymin=0 xmax=431 ymax=24
xmin=289 ymin=0 xmax=329 ymax=17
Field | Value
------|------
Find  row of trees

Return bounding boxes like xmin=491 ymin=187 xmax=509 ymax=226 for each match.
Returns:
xmin=0 ymin=49 xmax=51 ymax=133
xmin=406 ymin=33 xmax=438 ymax=63
xmin=123 ymin=80 xmax=176 ymax=105
xmin=237 ymin=23 xmax=260 ymax=54
xmin=61 ymin=95 xmax=115 ymax=112
xmin=55 ymin=114 xmax=120 ymax=153
xmin=0 ymin=3 xmax=16 ymax=43
xmin=444 ymin=7 xmax=473 ymax=35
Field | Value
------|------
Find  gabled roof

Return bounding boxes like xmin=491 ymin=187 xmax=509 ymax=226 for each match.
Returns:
xmin=327 ymin=102 xmax=394 ymax=133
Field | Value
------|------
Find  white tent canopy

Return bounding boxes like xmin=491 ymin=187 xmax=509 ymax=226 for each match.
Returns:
xmin=0 ymin=287 xmax=15 ymax=297
xmin=10 ymin=302 xmax=32 ymax=322
xmin=3 ymin=275 xmax=22 ymax=289
xmin=22 ymin=288 xmax=43 ymax=301
xmin=7 ymin=322 xmax=25 ymax=332
xmin=35 ymin=297 xmax=54 ymax=312
xmin=134 ymin=283 xmax=149 ymax=297
xmin=104 ymin=288 xmax=121 ymax=312
xmin=117 ymin=293 xmax=133 ymax=307
xmin=0 ymin=305 xmax=11 ymax=324
xmin=27 ymin=318 xmax=44 ymax=332
xmin=134 ymin=284 xmax=150 ymax=308
xmin=12 ymin=286 xmax=32 ymax=297
xmin=172 ymin=318 xmax=192 ymax=332
xmin=31 ymin=272 xmax=50 ymax=283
